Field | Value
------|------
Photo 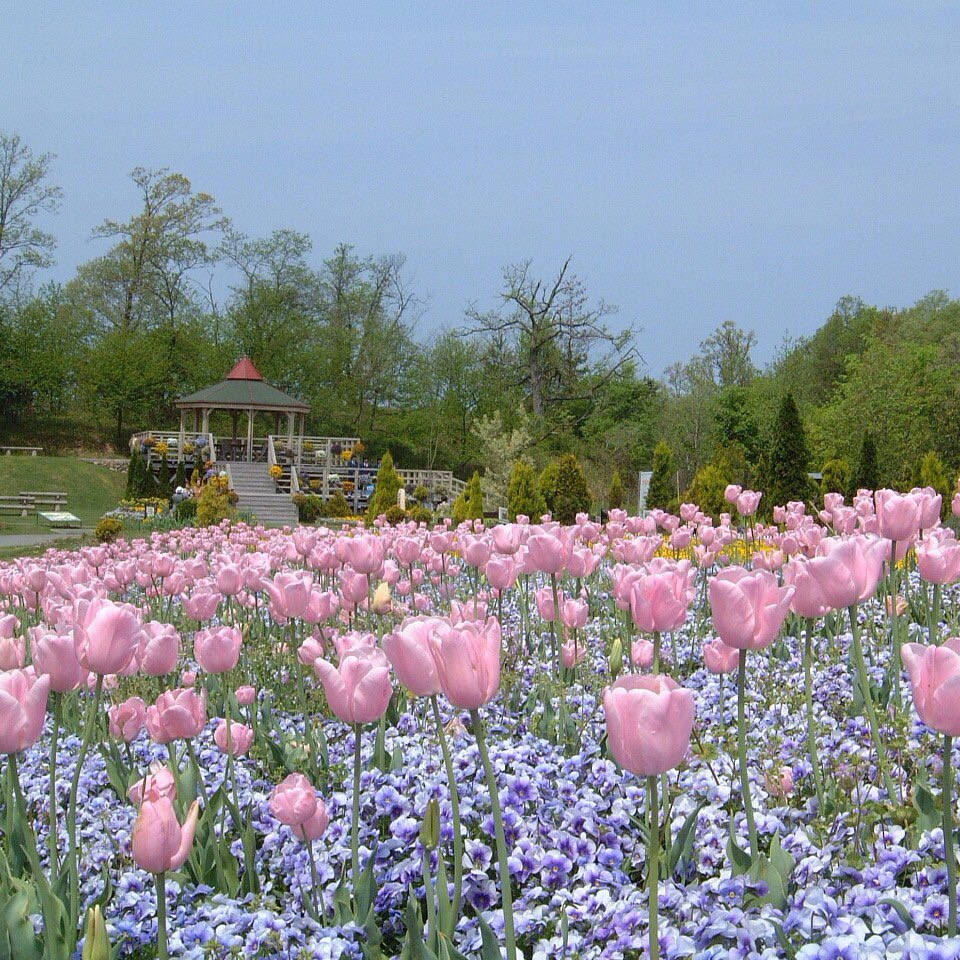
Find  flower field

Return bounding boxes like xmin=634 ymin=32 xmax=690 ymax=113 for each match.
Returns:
xmin=3 ymin=488 xmax=960 ymax=959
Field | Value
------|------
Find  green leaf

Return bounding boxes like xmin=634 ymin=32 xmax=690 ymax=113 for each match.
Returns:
xmin=879 ymin=896 xmax=916 ymax=930
xmin=726 ymin=824 xmax=751 ymax=876
xmin=666 ymin=802 xmax=704 ymax=877
xmin=476 ymin=912 xmax=502 ymax=960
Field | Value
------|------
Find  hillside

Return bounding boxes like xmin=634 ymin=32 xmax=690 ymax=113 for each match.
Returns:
xmin=0 ymin=456 xmax=125 ymax=532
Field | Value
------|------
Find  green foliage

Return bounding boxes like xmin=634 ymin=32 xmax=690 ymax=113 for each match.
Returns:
xmin=452 ymin=472 xmax=484 ymax=524
xmin=472 ymin=409 xmax=532 ymax=509
xmin=156 ymin=455 xmax=171 ymax=498
xmin=365 ymin=451 xmax=402 ymax=523
xmin=412 ymin=484 xmax=429 ymax=504
xmin=820 ymin=458 xmax=851 ymax=499
xmin=608 ymin=469 xmax=624 ymax=511
xmin=94 ymin=516 xmax=123 ymax=543
xmin=538 ymin=461 xmax=560 ymax=513
xmin=125 ymin=449 xmax=151 ymax=499
xmin=914 ymin=450 xmax=951 ymax=517
xmin=765 ymin=392 xmax=811 ymax=507
xmin=174 ymin=497 xmax=197 ymax=522
xmin=383 ymin=505 xmax=407 ymax=525
xmin=542 ymin=453 xmax=591 ymax=523
xmin=852 ymin=433 xmax=879 ymax=494
xmin=195 ymin=482 xmax=235 ymax=526
xmin=685 ymin=462 xmax=731 ymax=520
xmin=174 ymin=458 xmax=187 ymax=489
xmin=407 ymin=505 xmax=433 ymax=524
xmin=292 ymin=493 xmax=324 ymax=523
xmin=506 ymin=459 xmax=547 ymax=521
xmin=646 ymin=440 xmax=675 ymax=511
xmin=324 ymin=491 xmax=353 ymax=517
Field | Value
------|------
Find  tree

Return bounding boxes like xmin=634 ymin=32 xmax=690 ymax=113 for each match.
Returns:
xmin=915 ymin=450 xmax=951 ymax=517
xmin=464 ymin=257 xmax=635 ymax=419
xmin=700 ymin=320 xmax=756 ymax=389
xmin=608 ymin=470 xmax=624 ymax=511
xmin=452 ymin=472 xmax=484 ymax=524
xmin=365 ymin=451 xmax=402 ymax=522
xmin=472 ymin=408 xmax=532 ymax=510
xmin=646 ymin=441 xmax=676 ymax=511
xmin=765 ymin=392 xmax=811 ymax=507
xmin=852 ymin=433 xmax=879 ymax=494
xmin=0 ymin=133 xmax=62 ymax=295
xmin=542 ymin=453 xmax=591 ymax=523
xmin=820 ymin=458 xmax=851 ymax=499
xmin=506 ymin=460 xmax=546 ymax=521
xmin=684 ymin=461 xmax=729 ymax=520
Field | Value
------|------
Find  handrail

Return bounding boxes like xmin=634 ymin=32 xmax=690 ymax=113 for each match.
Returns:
xmin=266 ymin=435 xmax=277 ymax=470
xmin=290 ymin=465 xmax=300 ymax=496
xmin=207 ymin=432 xmax=217 ymax=464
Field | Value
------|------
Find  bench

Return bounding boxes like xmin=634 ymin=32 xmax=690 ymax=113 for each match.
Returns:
xmin=0 ymin=496 xmax=28 ymax=517
xmin=0 ymin=446 xmax=42 ymax=456
xmin=21 ymin=492 xmax=67 ymax=510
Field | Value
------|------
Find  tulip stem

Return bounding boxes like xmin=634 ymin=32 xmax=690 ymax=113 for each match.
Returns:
xmin=470 ymin=709 xmax=516 ymax=960
xmin=653 ymin=631 xmax=660 ymax=673
xmin=550 ymin=574 xmax=568 ymax=747
xmin=647 ymin=774 xmax=659 ymax=960
xmin=889 ymin=542 xmax=902 ymax=703
xmin=67 ymin=674 xmax=103 ymax=931
xmin=803 ymin=620 xmax=825 ymax=812
xmin=48 ymin=692 xmax=61 ymax=875
xmin=431 ymin=695 xmax=463 ymax=932
xmin=944 ymin=734 xmax=957 ymax=937
xmin=156 ymin=870 xmax=168 ymax=960
xmin=736 ymin=650 xmax=759 ymax=864
xmin=848 ymin=606 xmax=898 ymax=802
xmin=351 ymin=723 xmax=362 ymax=911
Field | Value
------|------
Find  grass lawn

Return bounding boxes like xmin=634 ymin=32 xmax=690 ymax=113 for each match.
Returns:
xmin=0 ymin=456 xmax=125 ymax=534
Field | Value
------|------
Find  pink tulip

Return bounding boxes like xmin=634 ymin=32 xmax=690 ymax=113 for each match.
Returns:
xmin=33 ymin=631 xmax=87 ymax=692
xmin=485 ymin=555 xmax=521 ymax=591
xmin=315 ymin=651 xmax=392 ymax=724
xmin=525 ymin=532 xmax=567 ymax=576
xmin=0 ymin=669 xmax=50 ymax=753
xmin=383 ymin=617 xmax=443 ymax=696
xmin=213 ymin=720 xmax=254 ymax=755
xmin=235 ymin=685 xmax=256 ymax=707
xmin=724 ymin=484 xmax=742 ymax=504
xmin=916 ymin=535 xmax=960 ymax=585
xmin=74 ymin=598 xmax=142 ymax=675
xmin=194 ymin=626 xmax=242 ymax=674
xmin=182 ymin=590 xmax=220 ymax=622
xmin=266 ymin=570 xmax=314 ymax=619
xmin=0 ymin=634 xmax=25 ymax=670
xmin=703 ymin=638 xmax=740 ymax=674
xmin=735 ymin=490 xmax=762 ymax=516
xmin=782 ymin=558 xmax=833 ymax=619
xmin=146 ymin=687 xmax=207 ymax=743
xmin=810 ymin=536 xmax=887 ymax=608
xmin=269 ymin=773 xmax=330 ymax=842
xmin=215 ymin=563 xmax=243 ymax=596
xmin=875 ymin=489 xmax=922 ymax=542
xmin=902 ymin=638 xmax=960 ymax=735
xmin=432 ymin=617 xmax=501 ymax=710
xmin=559 ymin=597 xmax=588 ymax=631
xmin=131 ymin=797 xmax=200 ymax=873
xmin=603 ymin=674 xmax=695 ymax=776
xmin=0 ymin=614 xmax=19 ymax=639
xmin=708 ymin=567 xmax=794 ymax=650
xmin=561 ymin=639 xmax=586 ymax=668
xmin=139 ymin=622 xmax=180 ymax=676
xmin=109 ymin=695 xmax=147 ymax=741
xmin=628 ymin=565 xmax=693 ymax=634
xmin=631 ymin=638 xmax=655 ymax=669
xmin=128 ymin=763 xmax=176 ymax=805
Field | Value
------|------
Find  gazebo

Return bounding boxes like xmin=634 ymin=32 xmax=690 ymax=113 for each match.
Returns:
xmin=176 ymin=357 xmax=309 ymax=462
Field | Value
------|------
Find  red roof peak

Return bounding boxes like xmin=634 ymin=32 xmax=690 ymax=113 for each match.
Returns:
xmin=226 ymin=357 xmax=264 ymax=381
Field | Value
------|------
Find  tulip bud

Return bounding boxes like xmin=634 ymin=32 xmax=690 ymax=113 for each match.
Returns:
xmin=81 ymin=905 xmax=110 ymax=960
xmin=420 ymin=797 xmax=440 ymax=851
xmin=609 ymin=637 xmax=623 ymax=679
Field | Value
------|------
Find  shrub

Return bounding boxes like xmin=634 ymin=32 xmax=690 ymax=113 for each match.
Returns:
xmin=542 ymin=454 xmax=591 ymax=524
xmin=407 ymin=505 xmax=433 ymax=524
xmin=646 ymin=441 xmax=675 ymax=511
xmin=412 ymin=484 xmax=429 ymax=504
xmin=915 ymin=450 xmax=951 ymax=518
xmin=852 ymin=432 xmax=879 ymax=495
xmin=384 ymin=505 xmax=407 ymax=525
xmin=684 ymin=462 xmax=729 ymax=521
xmin=452 ymin=472 xmax=484 ymax=524
xmin=196 ymin=482 xmax=235 ymax=527
xmin=293 ymin=493 xmax=324 ymax=523
xmin=507 ymin=460 xmax=546 ymax=521
xmin=366 ymin=451 xmax=402 ymax=523
xmin=94 ymin=516 xmax=123 ymax=543
xmin=174 ymin=498 xmax=197 ymax=522
xmin=174 ymin=459 xmax=187 ymax=489
xmin=821 ymin=458 xmax=851 ymax=500
xmin=538 ymin=461 xmax=560 ymax=513
xmin=608 ymin=469 xmax=624 ymax=511
xmin=325 ymin=491 xmax=353 ymax=518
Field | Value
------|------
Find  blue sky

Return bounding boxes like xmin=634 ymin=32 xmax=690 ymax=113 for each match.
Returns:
xmin=6 ymin=2 xmax=960 ymax=374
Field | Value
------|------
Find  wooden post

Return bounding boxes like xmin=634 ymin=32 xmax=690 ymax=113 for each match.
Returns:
xmin=178 ymin=410 xmax=185 ymax=461
xmin=246 ymin=410 xmax=254 ymax=462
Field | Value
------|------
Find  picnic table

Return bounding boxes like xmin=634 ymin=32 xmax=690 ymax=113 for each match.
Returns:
xmin=0 ymin=446 xmax=42 ymax=456
xmin=37 ymin=511 xmax=81 ymax=529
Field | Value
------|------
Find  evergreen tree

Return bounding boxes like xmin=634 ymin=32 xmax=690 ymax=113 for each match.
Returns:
xmin=506 ymin=459 xmax=547 ymax=521
xmin=365 ymin=451 xmax=403 ymax=522
xmin=452 ymin=471 xmax=484 ymax=524
xmin=174 ymin=458 xmax=187 ymax=489
xmin=820 ymin=458 xmax=851 ymax=500
xmin=125 ymin=449 xmax=144 ymax=498
xmin=852 ymin=432 xmax=879 ymax=495
xmin=549 ymin=453 xmax=592 ymax=523
xmin=766 ymin=392 xmax=811 ymax=507
xmin=608 ymin=469 xmax=624 ymax=511
xmin=156 ymin=455 xmax=172 ymax=499
xmin=646 ymin=440 xmax=675 ymax=511
xmin=915 ymin=450 xmax=951 ymax=518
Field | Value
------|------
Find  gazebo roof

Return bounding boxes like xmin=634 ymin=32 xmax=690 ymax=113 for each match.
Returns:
xmin=176 ymin=357 xmax=309 ymax=413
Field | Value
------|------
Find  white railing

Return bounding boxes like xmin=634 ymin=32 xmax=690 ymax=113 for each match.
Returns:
xmin=290 ymin=465 xmax=300 ymax=495
xmin=266 ymin=435 xmax=277 ymax=470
